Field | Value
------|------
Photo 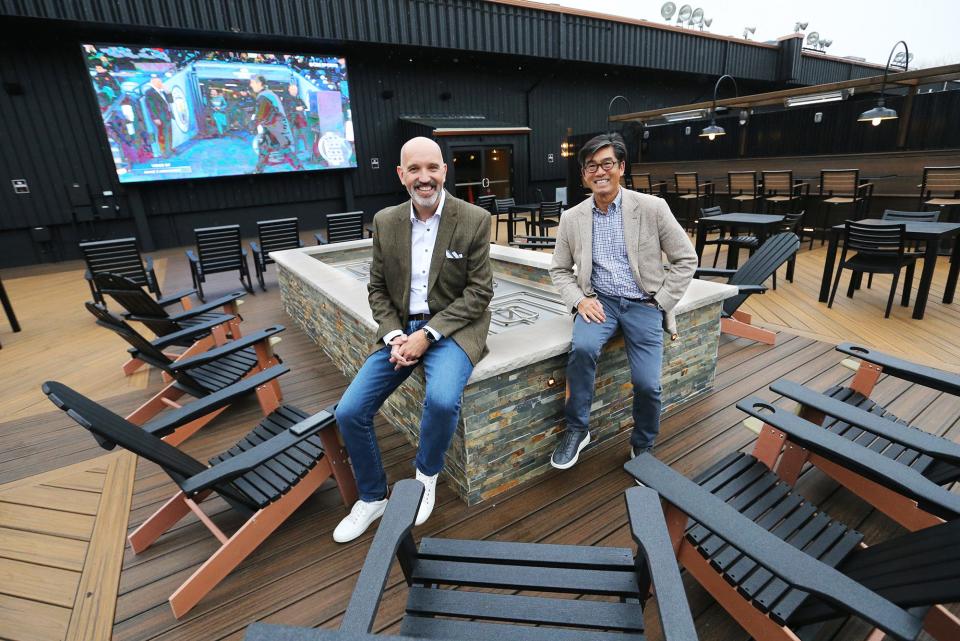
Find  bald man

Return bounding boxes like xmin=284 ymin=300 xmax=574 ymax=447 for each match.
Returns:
xmin=333 ymin=137 xmax=494 ymax=542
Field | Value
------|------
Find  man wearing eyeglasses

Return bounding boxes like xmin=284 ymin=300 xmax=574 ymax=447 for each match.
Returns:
xmin=548 ymin=133 xmax=697 ymax=470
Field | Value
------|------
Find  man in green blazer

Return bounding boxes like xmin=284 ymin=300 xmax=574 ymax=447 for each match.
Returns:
xmin=333 ymin=137 xmax=494 ymax=543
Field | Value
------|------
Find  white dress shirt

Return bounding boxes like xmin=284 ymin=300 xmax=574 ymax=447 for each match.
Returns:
xmin=382 ymin=191 xmax=446 ymax=345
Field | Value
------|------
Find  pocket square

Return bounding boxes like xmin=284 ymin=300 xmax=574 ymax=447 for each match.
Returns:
xmin=445 ymin=250 xmax=464 ymax=259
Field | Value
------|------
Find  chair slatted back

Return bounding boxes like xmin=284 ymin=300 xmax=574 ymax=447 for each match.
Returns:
xmin=881 ymin=209 xmax=940 ymax=223
xmin=539 ymin=201 xmax=562 ymax=221
xmin=724 ymin=233 xmax=800 ymax=315
xmin=633 ymin=173 xmax=654 ymax=193
xmin=94 ymin=273 xmax=175 ymax=335
xmin=195 ymin=225 xmax=245 ymax=274
xmin=256 ymin=218 xmax=301 ymax=265
xmin=675 ymin=172 xmax=699 ymax=193
xmin=85 ymin=302 xmax=173 ymax=369
xmin=494 ymin=197 xmax=516 ymax=214
xmin=791 ymin=518 xmax=960 ymax=625
xmin=819 ymin=169 xmax=859 ymax=196
xmin=475 ymin=195 xmax=496 ymax=213
xmin=325 ymin=211 xmax=365 ymax=243
xmin=700 ymin=206 xmax=723 ymax=218
xmin=43 ymin=381 xmax=206 ymax=480
xmin=79 ymin=237 xmax=149 ymax=286
xmin=728 ymin=171 xmax=757 ymax=195
xmin=761 ymin=170 xmax=794 ymax=195
xmin=779 ymin=211 xmax=805 ymax=233
xmin=920 ymin=166 xmax=960 ymax=198
xmin=843 ymin=221 xmax=905 ymax=256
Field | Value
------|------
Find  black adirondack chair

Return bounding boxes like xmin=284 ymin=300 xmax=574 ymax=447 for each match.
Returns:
xmin=626 ymin=448 xmax=960 ymax=641
xmin=94 ymin=273 xmax=245 ymax=374
xmin=315 ymin=211 xmax=366 ymax=244
xmin=187 ymin=224 xmax=254 ymax=302
xmin=86 ymin=302 xmax=285 ymax=443
xmin=250 ymin=217 xmax=304 ymax=291
xmin=761 ymin=342 xmax=960 ymax=530
xmin=695 ymin=232 xmax=800 ymax=345
xmin=80 ymin=237 xmax=161 ymax=305
xmin=245 ymin=479 xmax=698 ymax=641
xmin=42 ymin=380 xmax=357 ymax=618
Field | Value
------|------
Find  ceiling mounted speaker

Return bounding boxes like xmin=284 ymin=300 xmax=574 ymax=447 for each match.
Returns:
xmin=661 ymin=2 xmax=677 ymax=20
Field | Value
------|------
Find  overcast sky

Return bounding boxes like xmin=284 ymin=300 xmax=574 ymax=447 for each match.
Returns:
xmin=548 ymin=0 xmax=959 ymax=68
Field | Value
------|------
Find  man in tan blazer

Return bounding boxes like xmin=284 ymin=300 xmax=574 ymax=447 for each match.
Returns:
xmin=333 ymin=137 xmax=493 ymax=542
xmin=548 ymin=133 xmax=697 ymax=470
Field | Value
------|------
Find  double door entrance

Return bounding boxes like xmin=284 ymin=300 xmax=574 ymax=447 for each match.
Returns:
xmin=451 ymin=146 xmax=513 ymax=204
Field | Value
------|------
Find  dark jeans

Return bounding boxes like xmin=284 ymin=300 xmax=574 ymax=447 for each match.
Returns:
xmin=334 ymin=320 xmax=473 ymax=501
xmin=564 ymin=293 xmax=663 ymax=449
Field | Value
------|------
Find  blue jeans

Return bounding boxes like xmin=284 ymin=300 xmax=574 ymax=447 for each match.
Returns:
xmin=334 ymin=320 xmax=474 ymax=501
xmin=564 ymin=293 xmax=663 ymax=449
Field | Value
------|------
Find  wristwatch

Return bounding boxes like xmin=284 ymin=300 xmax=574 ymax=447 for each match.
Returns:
xmin=422 ymin=327 xmax=438 ymax=344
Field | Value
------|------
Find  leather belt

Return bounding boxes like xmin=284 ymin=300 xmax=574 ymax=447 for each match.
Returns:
xmin=409 ymin=313 xmax=432 ymax=322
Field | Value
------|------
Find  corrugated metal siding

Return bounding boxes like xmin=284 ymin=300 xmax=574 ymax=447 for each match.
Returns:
xmin=0 ymin=0 xmax=790 ymax=81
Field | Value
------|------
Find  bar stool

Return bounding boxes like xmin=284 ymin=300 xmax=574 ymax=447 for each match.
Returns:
xmin=674 ymin=172 xmax=713 ymax=231
xmin=632 ymin=173 xmax=667 ymax=196
xmin=727 ymin=171 xmax=761 ymax=212
xmin=817 ymin=169 xmax=871 ymax=244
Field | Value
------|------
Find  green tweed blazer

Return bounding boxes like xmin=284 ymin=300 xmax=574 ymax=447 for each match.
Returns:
xmin=368 ymin=191 xmax=494 ymax=365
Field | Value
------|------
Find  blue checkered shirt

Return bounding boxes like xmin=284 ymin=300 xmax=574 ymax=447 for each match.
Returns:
xmin=590 ymin=190 xmax=648 ymax=300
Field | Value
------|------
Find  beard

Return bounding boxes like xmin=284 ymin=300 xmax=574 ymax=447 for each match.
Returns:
xmin=407 ymin=180 xmax=442 ymax=208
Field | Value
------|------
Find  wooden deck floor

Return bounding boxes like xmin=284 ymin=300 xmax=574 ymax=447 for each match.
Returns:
xmin=0 ymin=224 xmax=958 ymax=641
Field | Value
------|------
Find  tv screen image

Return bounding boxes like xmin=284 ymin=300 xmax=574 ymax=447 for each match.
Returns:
xmin=82 ymin=44 xmax=357 ymax=183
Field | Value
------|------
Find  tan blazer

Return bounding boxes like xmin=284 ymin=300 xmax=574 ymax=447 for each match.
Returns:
xmin=368 ymin=191 xmax=494 ymax=365
xmin=549 ymin=189 xmax=698 ymax=336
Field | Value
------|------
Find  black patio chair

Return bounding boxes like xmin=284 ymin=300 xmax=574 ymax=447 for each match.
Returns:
xmin=695 ymin=232 xmax=800 ymax=345
xmin=250 ymin=217 xmax=304 ymax=291
xmin=42 ymin=380 xmax=357 ymax=619
xmin=94 ymin=273 xmax=245 ymax=374
xmin=80 ymin=237 xmax=160 ymax=305
xmin=536 ymin=200 xmax=563 ymax=236
xmin=187 ymin=224 xmax=254 ymax=302
xmin=315 ymin=211 xmax=366 ymax=244
xmin=245 ymin=479 xmax=698 ymax=641
xmin=776 ymin=210 xmax=805 ymax=282
xmin=86 ymin=302 xmax=286 ymax=443
xmin=625 ymin=443 xmax=960 ymax=641
xmin=827 ymin=221 xmax=918 ymax=318
xmin=698 ymin=205 xmax=756 ymax=269
xmin=864 ymin=210 xmax=940 ymax=289
xmin=762 ymin=342 xmax=960 ymax=530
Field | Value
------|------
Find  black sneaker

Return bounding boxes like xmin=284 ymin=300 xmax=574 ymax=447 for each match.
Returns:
xmin=550 ymin=430 xmax=591 ymax=470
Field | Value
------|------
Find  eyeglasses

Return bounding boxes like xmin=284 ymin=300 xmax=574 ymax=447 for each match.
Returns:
xmin=582 ymin=159 xmax=619 ymax=174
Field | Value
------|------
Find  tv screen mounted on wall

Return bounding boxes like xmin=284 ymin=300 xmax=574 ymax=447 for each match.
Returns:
xmin=83 ymin=43 xmax=357 ymax=183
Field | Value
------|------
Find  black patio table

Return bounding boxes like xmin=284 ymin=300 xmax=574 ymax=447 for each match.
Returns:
xmin=818 ymin=219 xmax=960 ymax=320
xmin=695 ymin=212 xmax=784 ymax=269
xmin=507 ymin=203 xmax=541 ymax=242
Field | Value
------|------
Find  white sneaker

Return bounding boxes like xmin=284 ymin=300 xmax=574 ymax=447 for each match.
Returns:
xmin=414 ymin=469 xmax=438 ymax=526
xmin=333 ymin=498 xmax=388 ymax=543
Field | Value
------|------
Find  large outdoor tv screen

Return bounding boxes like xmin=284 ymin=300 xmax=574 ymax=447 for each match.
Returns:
xmin=83 ymin=43 xmax=356 ymax=183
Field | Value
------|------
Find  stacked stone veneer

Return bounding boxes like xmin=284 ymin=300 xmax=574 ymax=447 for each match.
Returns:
xmin=279 ymin=255 xmax=723 ymax=505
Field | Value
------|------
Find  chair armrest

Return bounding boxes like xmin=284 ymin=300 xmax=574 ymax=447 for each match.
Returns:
xmin=769 ymin=380 xmax=960 ymax=467
xmin=736 ymin=284 xmax=767 ymax=295
xmin=738 ymin=395 xmax=960 ymax=520
xmin=179 ymin=401 xmax=335 ymax=494
xmin=694 ymin=267 xmax=736 ymax=279
xmin=315 ymin=231 xmax=328 ymax=245
xmin=340 ymin=479 xmax=424 ymax=634
xmin=623 ymin=453 xmax=924 ymax=641
xmin=856 ymin=182 xmax=873 ymax=192
xmin=250 ymin=241 xmax=261 ymax=256
xmin=149 ymin=314 xmax=236 ymax=349
xmin=836 ymin=343 xmax=960 ymax=396
xmin=155 ymin=289 xmax=198 ymax=307
xmin=143 ymin=365 xmax=289 ymax=437
xmin=168 ymin=325 xmax=284 ymax=371
xmin=166 ymin=291 xmax=246 ymax=320
xmin=625 ymin=487 xmax=698 ymax=641
xmin=186 ymin=249 xmax=199 ymax=263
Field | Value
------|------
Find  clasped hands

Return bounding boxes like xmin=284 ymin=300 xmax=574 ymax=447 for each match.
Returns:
xmin=388 ymin=330 xmax=430 ymax=370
